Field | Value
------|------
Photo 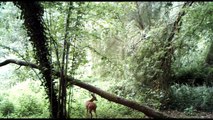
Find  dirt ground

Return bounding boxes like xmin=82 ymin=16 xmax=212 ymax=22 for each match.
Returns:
xmin=162 ymin=110 xmax=213 ymax=118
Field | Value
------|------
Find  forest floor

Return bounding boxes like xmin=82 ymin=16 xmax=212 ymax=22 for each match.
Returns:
xmin=162 ymin=110 xmax=213 ymax=118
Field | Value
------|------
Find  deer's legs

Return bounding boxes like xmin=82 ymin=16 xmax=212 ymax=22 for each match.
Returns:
xmin=94 ymin=109 xmax=97 ymax=118
xmin=89 ymin=111 xmax=92 ymax=118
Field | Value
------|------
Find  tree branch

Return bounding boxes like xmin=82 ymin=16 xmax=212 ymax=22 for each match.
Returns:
xmin=0 ymin=59 xmax=173 ymax=118
xmin=0 ymin=59 xmax=39 ymax=69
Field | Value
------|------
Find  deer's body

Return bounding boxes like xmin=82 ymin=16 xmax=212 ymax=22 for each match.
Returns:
xmin=85 ymin=94 xmax=97 ymax=118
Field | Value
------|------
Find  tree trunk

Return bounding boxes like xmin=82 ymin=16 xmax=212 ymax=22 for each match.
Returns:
xmin=160 ymin=1 xmax=193 ymax=91
xmin=58 ymin=2 xmax=72 ymax=118
xmin=159 ymin=2 xmax=193 ymax=108
xmin=13 ymin=2 xmax=59 ymax=118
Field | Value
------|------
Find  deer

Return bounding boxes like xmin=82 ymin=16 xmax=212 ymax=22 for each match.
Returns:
xmin=85 ymin=93 xmax=97 ymax=118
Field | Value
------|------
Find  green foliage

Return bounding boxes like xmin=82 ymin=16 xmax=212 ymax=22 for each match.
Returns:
xmin=0 ymin=100 xmax=14 ymax=117
xmin=42 ymin=2 xmax=89 ymax=74
xmin=172 ymin=2 xmax=213 ymax=75
xmin=80 ymin=2 xmax=136 ymax=80
xmin=166 ymin=84 xmax=213 ymax=112
xmin=89 ymin=98 xmax=145 ymax=118
xmin=2 ymin=80 xmax=50 ymax=118
xmin=14 ymin=94 xmax=43 ymax=117
xmin=184 ymin=106 xmax=196 ymax=116
xmin=131 ymin=26 xmax=170 ymax=89
xmin=109 ymin=79 xmax=163 ymax=110
xmin=143 ymin=89 xmax=163 ymax=110
xmin=0 ymin=2 xmax=30 ymax=58
xmin=183 ymin=2 xmax=213 ymax=34
xmin=173 ymin=64 xmax=213 ymax=86
xmin=67 ymin=99 xmax=85 ymax=118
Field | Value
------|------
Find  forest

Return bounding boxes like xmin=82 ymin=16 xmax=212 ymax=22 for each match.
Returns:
xmin=0 ymin=1 xmax=212 ymax=118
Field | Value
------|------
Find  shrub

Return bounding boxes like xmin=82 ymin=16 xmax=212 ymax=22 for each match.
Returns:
xmin=184 ymin=106 xmax=196 ymax=116
xmin=0 ymin=100 xmax=14 ymax=117
xmin=15 ymin=94 xmax=44 ymax=117
xmin=173 ymin=65 xmax=213 ymax=86
xmin=96 ymin=98 xmax=145 ymax=118
xmin=165 ymin=84 xmax=213 ymax=112
xmin=67 ymin=99 xmax=85 ymax=118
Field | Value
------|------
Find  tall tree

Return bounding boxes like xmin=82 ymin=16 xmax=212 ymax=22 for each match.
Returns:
xmin=13 ymin=1 xmax=59 ymax=118
xmin=159 ymin=2 xmax=193 ymax=91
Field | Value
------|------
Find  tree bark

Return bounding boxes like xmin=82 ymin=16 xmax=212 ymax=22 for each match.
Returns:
xmin=58 ymin=2 xmax=72 ymax=118
xmin=160 ymin=2 xmax=193 ymax=91
xmin=159 ymin=2 xmax=194 ymax=108
xmin=0 ymin=59 xmax=173 ymax=118
xmin=13 ymin=2 xmax=58 ymax=118
xmin=68 ymin=78 xmax=172 ymax=118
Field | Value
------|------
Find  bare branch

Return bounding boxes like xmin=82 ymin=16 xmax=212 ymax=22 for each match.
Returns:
xmin=0 ymin=59 xmax=39 ymax=69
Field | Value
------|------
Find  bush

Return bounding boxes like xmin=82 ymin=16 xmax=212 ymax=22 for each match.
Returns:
xmin=0 ymin=100 xmax=14 ymax=117
xmin=184 ymin=106 xmax=196 ymax=116
xmin=15 ymin=94 xmax=44 ymax=117
xmin=165 ymin=84 xmax=213 ymax=112
xmin=96 ymin=98 xmax=145 ymax=118
xmin=173 ymin=65 xmax=213 ymax=86
xmin=67 ymin=99 xmax=85 ymax=118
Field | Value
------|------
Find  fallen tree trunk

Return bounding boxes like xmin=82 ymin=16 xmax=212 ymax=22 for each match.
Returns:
xmin=0 ymin=59 xmax=173 ymax=118
xmin=68 ymin=78 xmax=172 ymax=118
